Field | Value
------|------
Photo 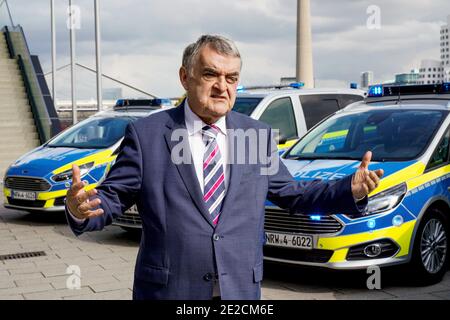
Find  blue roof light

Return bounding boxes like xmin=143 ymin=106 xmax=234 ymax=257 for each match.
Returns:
xmin=350 ymin=82 xmax=358 ymax=89
xmin=289 ymin=82 xmax=304 ymax=89
xmin=368 ymin=85 xmax=383 ymax=97
xmin=443 ymin=82 xmax=450 ymax=93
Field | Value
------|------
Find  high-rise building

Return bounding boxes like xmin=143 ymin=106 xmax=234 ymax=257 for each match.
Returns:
xmin=441 ymin=15 xmax=450 ymax=82
xmin=360 ymin=71 xmax=373 ymax=89
xmin=296 ymin=0 xmax=314 ymax=88
xmin=394 ymin=69 xmax=420 ymax=85
xmin=417 ymin=60 xmax=444 ymax=84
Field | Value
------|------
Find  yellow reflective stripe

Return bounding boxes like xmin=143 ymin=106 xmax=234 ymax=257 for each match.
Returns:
xmin=52 ymin=149 xmax=114 ymax=174
xmin=322 ymin=126 xmax=376 ymax=140
xmin=322 ymin=129 xmax=348 ymax=139
xmin=407 ymin=163 xmax=450 ymax=191
xmin=277 ymin=139 xmax=298 ymax=150
xmin=319 ymin=221 xmax=416 ymax=263
xmin=369 ymin=161 xmax=425 ymax=197
xmin=35 ymin=183 xmax=99 ymax=201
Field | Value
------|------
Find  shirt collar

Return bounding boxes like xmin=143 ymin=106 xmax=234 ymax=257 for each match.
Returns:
xmin=184 ymin=99 xmax=227 ymax=136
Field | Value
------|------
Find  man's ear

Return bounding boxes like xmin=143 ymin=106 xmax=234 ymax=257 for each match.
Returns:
xmin=179 ymin=67 xmax=189 ymax=90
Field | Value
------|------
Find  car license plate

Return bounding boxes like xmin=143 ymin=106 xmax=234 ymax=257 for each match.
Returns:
xmin=11 ymin=190 xmax=36 ymax=201
xmin=265 ymin=232 xmax=313 ymax=249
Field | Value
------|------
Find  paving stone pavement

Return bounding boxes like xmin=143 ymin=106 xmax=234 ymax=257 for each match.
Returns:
xmin=0 ymin=200 xmax=449 ymax=300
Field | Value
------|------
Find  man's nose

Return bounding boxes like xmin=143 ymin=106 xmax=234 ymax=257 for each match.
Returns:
xmin=214 ymin=76 xmax=227 ymax=92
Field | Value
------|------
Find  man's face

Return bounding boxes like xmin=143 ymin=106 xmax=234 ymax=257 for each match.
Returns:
xmin=179 ymin=44 xmax=241 ymax=124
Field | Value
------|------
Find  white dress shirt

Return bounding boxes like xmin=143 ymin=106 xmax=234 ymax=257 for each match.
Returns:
xmin=184 ymin=99 xmax=229 ymax=193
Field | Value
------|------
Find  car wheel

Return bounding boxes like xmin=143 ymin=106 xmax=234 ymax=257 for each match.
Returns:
xmin=410 ymin=207 xmax=449 ymax=285
xmin=120 ymin=226 xmax=142 ymax=236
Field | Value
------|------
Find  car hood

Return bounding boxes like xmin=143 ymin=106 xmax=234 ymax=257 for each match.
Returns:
xmin=265 ymin=157 xmax=423 ymax=207
xmin=282 ymin=158 xmax=418 ymax=182
xmin=6 ymin=146 xmax=102 ymax=177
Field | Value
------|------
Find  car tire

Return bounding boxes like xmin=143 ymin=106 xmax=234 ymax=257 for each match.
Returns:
xmin=409 ymin=207 xmax=449 ymax=285
xmin=120 ymin=226 xmax=142 ymax=236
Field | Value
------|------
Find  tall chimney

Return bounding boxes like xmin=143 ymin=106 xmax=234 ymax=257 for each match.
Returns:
xmin=296 ymin=0 xmax=314 ymax=88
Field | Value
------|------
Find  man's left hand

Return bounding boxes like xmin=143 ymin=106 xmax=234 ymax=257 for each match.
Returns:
xmin=352 ymin=151 xmax=384 ymax=200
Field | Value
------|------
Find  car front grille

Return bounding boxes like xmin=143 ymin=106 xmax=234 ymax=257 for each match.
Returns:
xmin=5 ymin=176 xmax=51 ymax=192
xmin=114 ymin=206 xmax=142 ymax=226
xmin=265 ymin=208 xmax=343 ymax=235
xmin=7 ymin=197 xmax=46 ymax=208
xmin=264 ymin=246 xmax=334 ymax=263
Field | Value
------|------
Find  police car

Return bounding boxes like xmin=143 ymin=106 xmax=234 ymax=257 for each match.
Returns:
xmin=113 ymin=84 xmax=365 ymax=230
xmin=2 ymin=99 xmax=167 ymax=214
xmin=264 ymin=83 xmax=450 ymax=284
xmin=233 ymin=83 xmax=365 ymax=151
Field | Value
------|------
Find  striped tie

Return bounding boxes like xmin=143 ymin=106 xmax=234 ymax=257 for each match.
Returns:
xmin=202 ymin=124 xmax=225 ymax=226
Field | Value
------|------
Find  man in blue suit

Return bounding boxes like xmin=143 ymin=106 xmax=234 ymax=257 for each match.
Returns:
xmin=65 ymin=35 xmax=383 ymax=300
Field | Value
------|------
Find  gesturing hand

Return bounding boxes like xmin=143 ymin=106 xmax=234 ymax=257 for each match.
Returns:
xmin=66 ymin=164 xmax=104 ymax=220
xmin=351 ymin=151 xmax=384 ymax=200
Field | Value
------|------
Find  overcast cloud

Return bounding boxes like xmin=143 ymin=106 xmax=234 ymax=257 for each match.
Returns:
xmin=1 ymin=0 xmax=449 ymax=100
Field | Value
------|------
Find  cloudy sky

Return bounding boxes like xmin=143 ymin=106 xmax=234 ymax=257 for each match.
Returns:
xmin=1 ymin=0 xmax=449 ymax=100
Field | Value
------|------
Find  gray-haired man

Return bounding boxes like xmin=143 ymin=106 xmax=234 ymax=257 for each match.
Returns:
xmin=65 ymin=35 xmax=383 ymax=300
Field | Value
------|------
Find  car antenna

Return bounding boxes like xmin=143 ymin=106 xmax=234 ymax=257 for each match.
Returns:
xmin=396 ymin=87 xmax=401 ymax=105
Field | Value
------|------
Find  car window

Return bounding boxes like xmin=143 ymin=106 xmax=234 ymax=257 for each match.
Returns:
xmin=427 ymin=127 xmax=450 ymax=170
xmin=286 ymin=109 xmax=446 ymax=161
xmin=232 ymin=97 xmax=263 ymax=116
xmin=47 ymin=116 xmax=135 ymax=149
xmin=338 ymin=94 xmax=364 ymax=108
xmin=259 ymin=97 xmax=297 ymax=141
xmin=299 ymin=94 xmax=340 ymax=129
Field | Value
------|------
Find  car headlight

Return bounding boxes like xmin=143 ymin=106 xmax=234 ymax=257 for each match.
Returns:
xmin=51 ymin=162 xmax=94 ymax=182
xmin=364 ymin=183 xmax=407 ymax=215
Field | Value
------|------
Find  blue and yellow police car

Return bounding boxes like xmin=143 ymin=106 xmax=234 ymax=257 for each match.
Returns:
xmin=2 ymin=100 xmax=165 ymax=214
xmin=264 ymin=83 xmax=450 ymax=284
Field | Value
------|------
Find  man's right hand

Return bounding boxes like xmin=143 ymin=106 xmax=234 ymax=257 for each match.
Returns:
xmin=66 ymin=164 xmax=104 ymax=220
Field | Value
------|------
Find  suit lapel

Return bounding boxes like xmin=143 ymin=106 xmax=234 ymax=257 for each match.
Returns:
xmin=163 ymin=104 xmax=215 ymax=228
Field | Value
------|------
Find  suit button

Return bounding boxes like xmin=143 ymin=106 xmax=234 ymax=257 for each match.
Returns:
xmin=203 ymin=273 xmax=213 ymax=281
xmin=213 ymin=234 xmax=220 ymax=241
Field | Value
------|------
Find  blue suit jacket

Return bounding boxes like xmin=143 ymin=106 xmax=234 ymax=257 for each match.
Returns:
xmin=66 ymin=104 xmax=366 ymax=300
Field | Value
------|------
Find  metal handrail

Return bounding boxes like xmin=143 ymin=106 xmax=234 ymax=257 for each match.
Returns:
xmin=44 ymin=62 xmax=158 ymax=98
xmin=2 ymin=25 xmax=14 ymax=58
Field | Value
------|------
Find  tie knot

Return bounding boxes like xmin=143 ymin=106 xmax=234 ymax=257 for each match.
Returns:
xmin=202 ymin=124 xmax=219 ymax=140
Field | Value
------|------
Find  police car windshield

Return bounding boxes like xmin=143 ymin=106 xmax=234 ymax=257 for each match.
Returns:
xmin=47 ymin=116 xmax=136 ymax=149
xmin=286 ymin=109 xmax=446 ymax=161
xmin=232 ymin=97 xmax=263 ymax=116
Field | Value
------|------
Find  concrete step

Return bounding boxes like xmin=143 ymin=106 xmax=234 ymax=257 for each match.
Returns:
xmin=0 ymin=102 xmax=30 ymax=108
xmin=0 ymin=104 xmax=31 ymax=116
xmin=0 ymin=79 xmax=24 ymax=86
xmin=0 ymin=87 xmax=26 ymax=95
xmin=0 ymin=134 xmax=39 ymax=144
xmin=0 ymin=118 xmax=35 ymax=126
xmin=0 ymin=74 xmax=22 ymax=81
xmin=0 ymin=110 xmax=33 ymax=119
xmin=0 ymin=82 xmax=25 ymax=89
xmin=0 ymin=97 xmax=29 ymax=105
xmin=0 ymin=139 xmax=40 ymax=148
xmin=0 ymin=126 xmax=38 ymax=136
xmin=0 ymin=92 xmax=27 ymax=101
